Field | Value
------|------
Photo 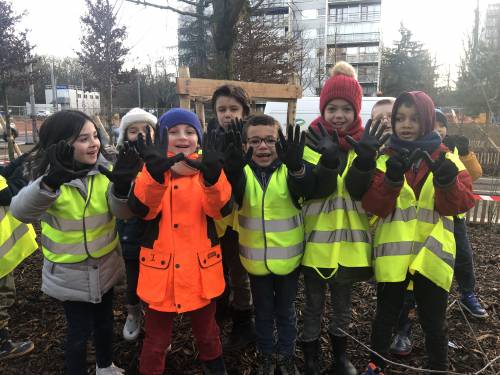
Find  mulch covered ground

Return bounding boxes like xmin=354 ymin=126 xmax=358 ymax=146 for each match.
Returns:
xmin=0 ymin=224 xmax=498 ymax=375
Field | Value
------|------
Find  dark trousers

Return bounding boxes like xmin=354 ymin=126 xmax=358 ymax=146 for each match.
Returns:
xmin=371 ymin=274 xmax=449 ymax=371
xmin=249 ymin=268 xmax=299 ymax=356
xmin=219 ymin=228 xmax=252 ymax=312
xmin=453 ymin=217 xmax=475 ymax=295
xmin=139 ymin=301 xmax=222 ymax=375
xmin=124 ymin=258 xmax=140 ymax=305
xmin=62 ymin=289 xmax=114 ymax=375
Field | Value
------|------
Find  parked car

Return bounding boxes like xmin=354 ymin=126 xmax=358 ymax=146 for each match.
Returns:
xmin=36 ymin=110 xmax=52 ymax=119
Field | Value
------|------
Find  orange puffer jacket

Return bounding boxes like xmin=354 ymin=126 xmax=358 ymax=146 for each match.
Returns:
xmin=133 ymin=167 xmax=232 ymax=313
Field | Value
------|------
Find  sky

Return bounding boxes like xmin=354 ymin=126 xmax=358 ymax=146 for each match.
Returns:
xmin=12 ymin=0 xmax=500 ymax=83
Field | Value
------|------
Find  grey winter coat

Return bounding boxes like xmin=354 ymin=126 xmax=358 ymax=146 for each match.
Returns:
xmin=10 ymin=156 xmax=132 ymax=303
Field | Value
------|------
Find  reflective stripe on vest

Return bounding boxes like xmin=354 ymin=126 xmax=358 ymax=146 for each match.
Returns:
xmin=237 ymin=165 xmax=304 ymax=276
xmin=373 ymin=152 xmax=465 ymax=291
xmin=0 ymin=177 xmax=38 ymax=278
xmin=302 ymin=149 xmax=372 ymax=279
xmin=41 ymin=173 xmax=118 ymax=263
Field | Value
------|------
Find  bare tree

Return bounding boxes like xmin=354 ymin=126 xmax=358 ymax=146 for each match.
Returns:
xmin=125 ymin=0 xmax=265 ymax=79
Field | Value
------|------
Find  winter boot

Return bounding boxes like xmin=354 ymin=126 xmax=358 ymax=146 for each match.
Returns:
xmin=301 ymin=340 xmax=321 ymax=375
xmin=201 ymin=355 xmax=228 ymax=375
xmin=122 ymin=303 xmax=142 ymax=341
xmin=222 ymin=308 xmax=256 ymax=351
xmin=277 ymin=353 xmax=300 ymax=375
xmin=329 ymin=334 xmax=357 ymax=375
xmin=256 ymin=352 xmax=276 ymax=375
xmin=0 ymin=327 xmax=34 ymax=361
xmin=96 ymin=362 xmax=125 ymax=375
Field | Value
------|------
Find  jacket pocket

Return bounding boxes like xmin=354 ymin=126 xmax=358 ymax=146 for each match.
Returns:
xmin=137 ymin=247 xmax=171 ymax=304
xmin=197 ymin=246 xmax=225 ymax=300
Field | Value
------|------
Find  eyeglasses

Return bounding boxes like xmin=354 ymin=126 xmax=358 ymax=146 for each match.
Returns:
xmin=246 ymin=137 xmax=278 ymax=147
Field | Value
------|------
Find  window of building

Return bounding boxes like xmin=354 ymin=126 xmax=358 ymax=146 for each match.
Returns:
xmin=84 ymin=94 xmax=88 ymax=99
xmin=95 ymin=95 xmax=99 ymax=100
xmin=77 ymin=94 xmax=81 ymax=98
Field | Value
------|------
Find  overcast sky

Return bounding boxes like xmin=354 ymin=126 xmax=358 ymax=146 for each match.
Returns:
xmin=12 ymin=0 xmax=499 ymax=82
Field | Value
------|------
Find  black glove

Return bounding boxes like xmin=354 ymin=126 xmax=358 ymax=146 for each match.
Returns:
xmin=223 ymin=120 xmax=253 ymax=178
xmin=42 ymin=141 xmax=92 ymax=190
xmin=421 ymin=151 xmax=459 ymax=186
xmin=385 ymin=148 xmax=422 ymax=183
xmin=442 ymin=135 xmax=456 ymax=152
xmin=455 ymin=135 xmax=470 ymax=156
xmin=276 ymin=124 xmax=306 ymax=173
xmin=185 ymin=130 xmax=224 ymax=185
xmin=98 ymin=142 xmax=142 ymax=196
xmin=136 ymin=125 xmax=185 ymax=184
xmin=306 ymin=123 xmax=340 ymax=169
xmin=0 ymin=153 xmax=27 ymax=179
xmin=346 ymin=119 xmax=390 ymax=169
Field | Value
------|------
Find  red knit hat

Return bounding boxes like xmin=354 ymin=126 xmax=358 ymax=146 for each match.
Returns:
xmin=319 ymin=62 xmax=362 ymax=120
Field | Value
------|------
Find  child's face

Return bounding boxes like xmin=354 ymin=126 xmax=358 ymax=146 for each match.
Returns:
xmin=372 ymin=103 xmax=393 ymax=135
xmin=394 ymin=103 xmax=421 ymax=141
xmin=72 ymin=120 xmax=100 ymax=165
xmin=215 ymin=96 xmax=245 ymax=129
xmin=244 ymin=125 xmax=278 ymax=167
xmin=323 ymin=99 xmax=355 ymax=131
xmin=126 ymin=122 xmax=153 ymax=142
xmin=167 ymin=124 xmax=198 ymax=156
xmin=435 ymin=121 xmax=447 ymax=140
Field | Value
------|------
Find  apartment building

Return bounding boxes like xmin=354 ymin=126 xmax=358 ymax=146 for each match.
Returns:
xmin=484 ymin=3 xmax=500 ymax=47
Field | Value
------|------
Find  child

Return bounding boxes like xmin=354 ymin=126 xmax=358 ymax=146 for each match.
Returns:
xmin=210 ymin=84 xmax=256 ymax=350
xmin=371 ymin=98 xmax=395 ymax=137
xmin=115 ymin=108 xmax=158 ymax=341
xmin=300 ymin=61 xmax=388 ymax=375
xmin=10 ymin=110 xmax=134 ymax=375
xmin=223 ymin=114 xmax=312 ymax=375
xmin=0 ymin=155 xmax=38 ymax=360
xmin=358 ymin=91 xmax=475 ymax=374
xmin=128 ymin=108 xmax=231 ymax=375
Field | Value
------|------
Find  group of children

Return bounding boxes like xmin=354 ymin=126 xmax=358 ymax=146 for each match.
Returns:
xmin=0 ymin=60 xmax=483 ymax=375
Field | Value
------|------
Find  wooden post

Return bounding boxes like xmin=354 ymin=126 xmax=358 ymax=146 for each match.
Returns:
xmin=286 ymin=73 xmax=300 ymax=126
xmin=178 ymin=67 xmax=191 ymax=110
xmin=195 ymin=100 xmax=206 ymax=130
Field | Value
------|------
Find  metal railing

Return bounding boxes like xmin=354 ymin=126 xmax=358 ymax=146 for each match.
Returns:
xmin=327 ymin=32 xmax=380 ymax=44
xmin=329 ymin=11 xmax=381 ymax=23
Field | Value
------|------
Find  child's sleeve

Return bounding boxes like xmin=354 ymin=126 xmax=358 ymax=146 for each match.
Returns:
xmin=459 ymin=152 xmax=482 ymax=182
xmin=128 ymin=166 xmax=168 ymax=220
xmin=9 ymin=177 xmax=59 ymax=223
xmin=287 ymin=161 xmax=335 ymax=201
xmin=200 ymin=170 xmax=232 ymax=219
xmin=434 ymin=169 xmax=476 ymax=216
xmin=361 ymin=170 xmax=402 ymax=218
xmin=345 ymin=157 xmax=376 ymax=200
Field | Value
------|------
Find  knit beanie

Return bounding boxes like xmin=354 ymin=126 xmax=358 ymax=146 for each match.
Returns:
xmin=319 ymin=61 xmax=362 ymax=120
xmin=158 ymin=108 xmax=202 ymax=143
xmin=117 ymin=108 xmax=157 ymax=146
xmin=435 ymin=108 xmax=448 ymax=128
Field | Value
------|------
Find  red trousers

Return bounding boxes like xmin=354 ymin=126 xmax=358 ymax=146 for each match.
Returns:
xmin=139 ymin=301 xmax=222 ymax=375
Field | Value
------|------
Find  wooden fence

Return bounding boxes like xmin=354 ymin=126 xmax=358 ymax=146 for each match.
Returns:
xmin=465 ymin=199 xmax=500 ymax=224
xmin=474 ymin=149 xmax=500 ymax=177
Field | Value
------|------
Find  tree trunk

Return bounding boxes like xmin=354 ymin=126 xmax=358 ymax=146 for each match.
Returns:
xmin=214 ymin=48 xmax=233 ymax=80
xmin=2 ymin=87 xmax=15 ymax=161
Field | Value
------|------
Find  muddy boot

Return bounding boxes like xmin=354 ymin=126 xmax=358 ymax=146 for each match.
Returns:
xmin=201 ymin=355 xmax=228 ymax=375
xmin=302 ymin=340 xmax=321 ymax=375
xmin=0 ymin=327 xmax=34 ymax=361
xmin=122 ymin=304 xmax=142 ymax=341
xmin=330 ymin=334 xmax=356 ymax=375
xmin=223 ymin=308 xmax=255 ymax=351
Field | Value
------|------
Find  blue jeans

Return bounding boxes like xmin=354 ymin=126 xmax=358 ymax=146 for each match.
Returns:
xmin=249 ymin=269 xmax=299 ymax=356
xmin=62 ymin=289 xmax=114 ymax=375
xmin=453 ymin=217 xmax=475 ymax=295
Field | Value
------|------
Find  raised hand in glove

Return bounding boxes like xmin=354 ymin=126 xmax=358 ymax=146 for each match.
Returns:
xmin=454 ymin=135 xmax=470 ymax=156
xmin=135 ymin=125 xmax=185 ymax=184
xmin=185 ymin=130 xmax=224 ymax=185
xmin=0 ymin=154 xmax=27 ymax=179
xmin=421 ymin=151 xmax=459 ymax=186
xmin=223 ymin=120 xmax=253 ymax=179
xmin=385 ymin=148 xmax=421 ymax=183
xmin=306 ymin=123 xmax=340 ymax=169
xmin=42 ymin=140 xmax=92 ymax=190
xmin=276 ymin=124 xmax=305 ymax=173
xmin=346 ymin=119 xmax=390 ymax=169
xmin=98 ymin=142 xmax=142 ymax=196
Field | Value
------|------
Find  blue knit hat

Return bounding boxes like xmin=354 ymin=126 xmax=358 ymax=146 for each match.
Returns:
xmin=158 ymin=108 xmax=202 ymax=143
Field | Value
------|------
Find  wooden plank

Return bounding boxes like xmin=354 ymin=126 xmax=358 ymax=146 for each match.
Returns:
xmin=287 ymin=100 xmax=297 ymax=126
xmin=471 ymin=200 xmax=481 ymax=223
xmin=479 ymin=200 xmax=488 ymax=224
xmin=176 ymin=77 xmax=302 ymax=101
xmin=178 ymin=66 xmax=191 ymax=109
xmin=195 ymin=100 xmax=206 ymax=131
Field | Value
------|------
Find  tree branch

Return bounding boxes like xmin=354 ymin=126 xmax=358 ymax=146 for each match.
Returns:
xmin=124 ymin=0 xmax=210 ymax=20
xmin=250 ymin=0 xmax=265 ymax=10
xmin=177 ymin=0 xmax=211 ymax=7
